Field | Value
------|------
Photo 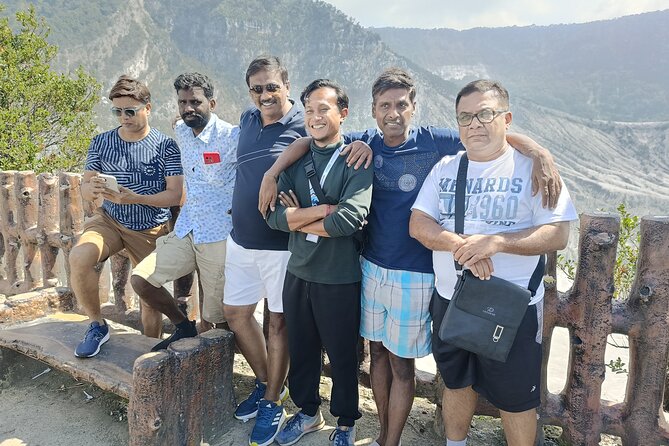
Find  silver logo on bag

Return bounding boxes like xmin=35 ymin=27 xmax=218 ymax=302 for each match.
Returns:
xmin=483 ymin=306 xmax=496 ymax=316
xmin=493 ymin=325 xmax=504 ymax=342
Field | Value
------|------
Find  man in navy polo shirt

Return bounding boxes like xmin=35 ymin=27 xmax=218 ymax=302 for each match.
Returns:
xmin=224 ymin=55 xmax=305 ymax=446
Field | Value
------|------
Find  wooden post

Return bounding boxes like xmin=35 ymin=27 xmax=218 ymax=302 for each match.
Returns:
xmin=59 ymin=172 xmax=85 ymax=289
xmin=0 ymin=171 xmax=19 ymax=292
xmin=541 ymin=213 xmax=618 ymax=444
xmin=616 ymin=216 xmax=669 ymax=444
xmin=15 ymin=171 xmax=39 ymax=293
xmin=38 ymin=173 xmax=60 ymax=287
xmin=128 ymin=329 xmax=235 ymax=445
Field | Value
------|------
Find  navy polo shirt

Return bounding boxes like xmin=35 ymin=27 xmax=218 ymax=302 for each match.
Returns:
xmin=230 ymin=101 xmax=306 ymax=250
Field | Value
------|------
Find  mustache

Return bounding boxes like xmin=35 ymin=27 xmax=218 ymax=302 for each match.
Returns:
xmin=182 ymin=112 xmax=204 ymax=120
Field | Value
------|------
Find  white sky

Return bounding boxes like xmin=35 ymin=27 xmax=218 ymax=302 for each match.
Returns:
xmin=324 ymin=0 xmax=669 ymax=29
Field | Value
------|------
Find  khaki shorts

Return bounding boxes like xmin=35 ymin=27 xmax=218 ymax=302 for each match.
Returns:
xmin=80 ymin=208 xmax=169 ymax=266
xmin=133 ymin=232 xmax=227 ymax=324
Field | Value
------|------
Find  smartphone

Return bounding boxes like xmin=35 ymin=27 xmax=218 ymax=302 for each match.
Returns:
xmin=98 ymin=174 xmax=120 ymax=193
xmin=203 ymin=152 xmax=221 ymax=164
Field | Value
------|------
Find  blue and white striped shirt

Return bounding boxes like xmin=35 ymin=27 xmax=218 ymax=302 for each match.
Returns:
xmin=85 ymin=127 xmax=183 ymax=231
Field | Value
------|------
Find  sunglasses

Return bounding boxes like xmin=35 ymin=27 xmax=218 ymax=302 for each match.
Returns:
xmin=110 ymin=104 xmax=146 ymax=118
xmin=249 ymin=83 xmax=282 ymax=95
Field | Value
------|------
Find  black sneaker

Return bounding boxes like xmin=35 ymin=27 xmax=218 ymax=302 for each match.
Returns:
xmin=151 ymin=320 xmax=197 ymax=351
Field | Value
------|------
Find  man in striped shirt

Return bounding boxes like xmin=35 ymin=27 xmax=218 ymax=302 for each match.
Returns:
xmin=70 ymin=75 xmax=184 ymax=358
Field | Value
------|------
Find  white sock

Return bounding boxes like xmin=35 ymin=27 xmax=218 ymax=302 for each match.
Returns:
xmin=446 ymin=439 xmax=467 ymax=446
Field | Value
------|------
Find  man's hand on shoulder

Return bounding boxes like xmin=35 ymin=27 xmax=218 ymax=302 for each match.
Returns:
xmin=258 ymin=172 xmax=279 ymax=219
xmin=340 ymin=141 xmax=373 ymax=169
xmin=506 ymin=133 xmax=562 ymax=208
xmin=530 ymin=147 xmax=562 ymax=209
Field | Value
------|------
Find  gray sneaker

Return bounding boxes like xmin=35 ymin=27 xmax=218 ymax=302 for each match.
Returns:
xmin=276 ymin=410 xmax=325 ymax=445
xmin=329 ymin=425 xmax=356 ymax=446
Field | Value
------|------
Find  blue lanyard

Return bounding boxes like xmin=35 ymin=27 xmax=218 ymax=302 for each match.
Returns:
xmin=308 ymin=147 xmax=342 ymax=206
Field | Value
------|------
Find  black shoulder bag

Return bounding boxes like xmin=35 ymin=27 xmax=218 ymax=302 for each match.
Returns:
xmin=438 ymin=153 xmax=545 ymax=363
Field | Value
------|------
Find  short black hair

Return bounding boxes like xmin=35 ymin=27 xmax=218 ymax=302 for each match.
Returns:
xmin=372 ymin=67 xmax=416 ymax=104
xmin=173 ymin=72 xmax=215 ymax=100
xmin=455 ymin=79 xmax=509 ymax=110
xmin=300 ymin=79 xmax=349 ymax=112
xmin=245 ymin=55 xmax=289 ymax=86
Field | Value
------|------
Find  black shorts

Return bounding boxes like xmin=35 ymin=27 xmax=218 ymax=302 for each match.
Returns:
xmin=430 ymin=290 xmax=543 ymax=413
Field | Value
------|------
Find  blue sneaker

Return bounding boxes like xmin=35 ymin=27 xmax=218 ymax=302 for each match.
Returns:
xmin=329 ymin=425 xmax=356 ymax=446
xmin=235 ymin=379 xmax=289 ymax=421
xmin=74 ymin=320 xmax=110 ymax=358
xmin=249 ymin=399 xmax=286 ymax=446
xmin=276 ymin=410 xmax=325 ymax=445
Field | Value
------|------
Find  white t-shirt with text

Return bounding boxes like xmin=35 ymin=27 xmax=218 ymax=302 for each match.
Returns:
xmin=412 ymin=147 xmax=578 ymax=305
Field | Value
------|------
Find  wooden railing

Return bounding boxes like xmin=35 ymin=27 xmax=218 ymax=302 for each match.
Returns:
xmin=2 ymin=171 xmax=669 ymax=444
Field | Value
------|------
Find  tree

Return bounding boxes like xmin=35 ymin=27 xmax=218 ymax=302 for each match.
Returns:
xmin=0 ymin=4 xmax=100 ymax=172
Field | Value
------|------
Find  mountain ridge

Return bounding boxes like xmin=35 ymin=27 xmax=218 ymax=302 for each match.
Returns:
xmin=372 ymin=9 xmax=669 ymax=122
xmin=2 ymin=0 xmax=667 ymax=216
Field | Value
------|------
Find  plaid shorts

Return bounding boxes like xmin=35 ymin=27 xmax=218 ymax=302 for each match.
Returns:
xmin=360 ymin=258 xmax=435 ymax=358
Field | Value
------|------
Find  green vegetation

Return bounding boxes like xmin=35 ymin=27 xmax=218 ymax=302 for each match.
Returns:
xmin=0 ymin=4 xmax=100 ymax=172
xmin=612 ymin=204 xmax=640 ymax=299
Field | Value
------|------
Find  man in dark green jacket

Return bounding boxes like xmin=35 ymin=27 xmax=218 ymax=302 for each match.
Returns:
xmin=266 ymin=79 xmax=372 ymax=446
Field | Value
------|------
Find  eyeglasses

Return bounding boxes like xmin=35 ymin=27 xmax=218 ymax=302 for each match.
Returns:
xmin=457 ymin=109 xmax=508 ymax=127
xmin=249 ymin=83 xmax=282 ymax=95
xmin=110 ymin=104 xmax=146 ymax=118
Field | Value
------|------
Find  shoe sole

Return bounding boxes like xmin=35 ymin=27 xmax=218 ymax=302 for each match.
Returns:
xmin=276 ymin=419 xmax=325 ymax=446
xmin=234 ymin=410 xmax=257 ymax=422
xmin=248 ymin=410 xmax=286 ymax=446
xmin=280 ymin=385 xmax=289 ymax=402
xmin=235 ymin=385 xmax=289 ymax=422
xmin=73 ymin=331 xmax=110 ymax=358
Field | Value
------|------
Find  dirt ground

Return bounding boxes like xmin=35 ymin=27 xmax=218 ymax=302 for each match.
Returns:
xmin=0 ymin=347 xmax=624 ymax=446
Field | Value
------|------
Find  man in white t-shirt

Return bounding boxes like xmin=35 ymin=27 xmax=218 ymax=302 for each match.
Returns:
xmin=410 ymin=79 xmax=577 ymax=446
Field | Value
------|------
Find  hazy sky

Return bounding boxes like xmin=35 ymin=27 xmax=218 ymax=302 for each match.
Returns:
xmin=324 ymin=0 xmax=669 ymax=29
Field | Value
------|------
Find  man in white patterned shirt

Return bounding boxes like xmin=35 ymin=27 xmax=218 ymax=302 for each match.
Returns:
xmin=131 ymin=72 xmax=239 ymax=351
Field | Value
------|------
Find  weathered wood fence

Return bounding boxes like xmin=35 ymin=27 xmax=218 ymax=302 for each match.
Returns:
xmin=1 ymin=171 xmax=669 ymax=444
xmin=0 ymin=170 xmax=194 ymax=325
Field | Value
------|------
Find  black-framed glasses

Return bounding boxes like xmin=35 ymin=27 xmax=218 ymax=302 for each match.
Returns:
xmin=110 ymin=104 xmax=146 ymax=118
xmin=457 ymin=109 xmax=508 ymax=127
xmin=249 ymin=83 xmax=282 ymax=95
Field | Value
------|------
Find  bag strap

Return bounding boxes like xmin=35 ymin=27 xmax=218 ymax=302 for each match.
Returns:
xmin=453 ymin=152 xmax=545 ymax=294
xmin=528 ymin=254 xmax=545 ymax=297
xmin=454 ymin=154 xmax=469 ymax=272
xmin=304 ymin=155 xmax=327 ymax=204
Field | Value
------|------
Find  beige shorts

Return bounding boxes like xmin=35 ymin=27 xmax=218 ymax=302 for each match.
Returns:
xmin=133 ymin=232 xmax=227 ymax=323
xmin=80 ymin=208 xmax=169 ymax=266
